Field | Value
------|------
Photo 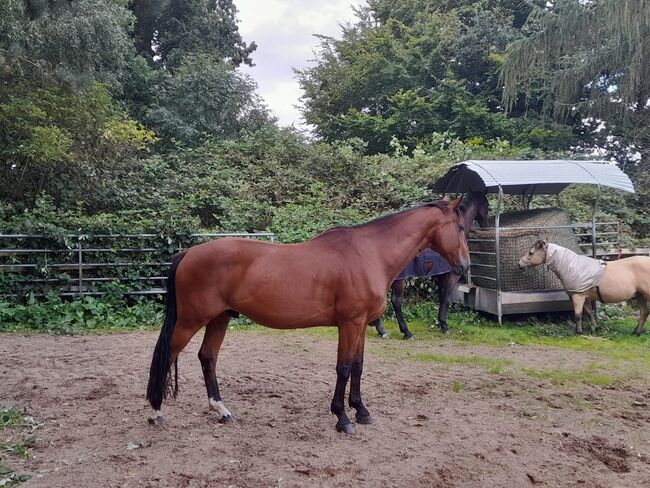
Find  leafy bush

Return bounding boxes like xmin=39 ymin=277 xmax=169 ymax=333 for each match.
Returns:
xmin=0 ymin=292 xmax=164 ymax=335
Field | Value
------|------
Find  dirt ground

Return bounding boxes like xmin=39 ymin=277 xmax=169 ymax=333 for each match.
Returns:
xmin=1 ymin=329 xmax=649 ymax=488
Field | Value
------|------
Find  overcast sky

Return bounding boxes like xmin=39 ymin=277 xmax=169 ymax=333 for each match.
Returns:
xmin=235 ymin=0 xmax=359 ymax=128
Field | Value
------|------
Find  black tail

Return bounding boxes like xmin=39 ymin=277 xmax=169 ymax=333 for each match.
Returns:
xmin=146 ymin=251 xmax=186 ymax=410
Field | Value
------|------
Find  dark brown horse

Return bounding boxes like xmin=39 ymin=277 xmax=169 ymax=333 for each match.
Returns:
xmin=373 ymin=192 xmax=489 ymax=338
xmin=146 ymin=199 xmax=470 ymax=434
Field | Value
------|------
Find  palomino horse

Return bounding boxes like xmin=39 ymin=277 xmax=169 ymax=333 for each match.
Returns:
xmin=372 ymin=192 xmax=489 ymax=338
xmin=147 ymin=199 xmax=470 ymax=434
xmin=518 ymin=240 xmax=650 ymax=335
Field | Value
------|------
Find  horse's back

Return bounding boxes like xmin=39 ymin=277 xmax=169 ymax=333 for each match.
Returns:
xmin=608 ymin=256 xmax=650 ymax=274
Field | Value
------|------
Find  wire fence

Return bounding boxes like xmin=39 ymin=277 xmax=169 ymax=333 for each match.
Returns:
xmin=0 ymin=232 xmax=275 ymax=298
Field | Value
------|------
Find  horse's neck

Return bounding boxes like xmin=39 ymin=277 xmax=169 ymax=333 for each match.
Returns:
xmin=545 ymin=245 xmax=575 ymax=276
xmin=363 ymin=207 xmax=441 ymax=281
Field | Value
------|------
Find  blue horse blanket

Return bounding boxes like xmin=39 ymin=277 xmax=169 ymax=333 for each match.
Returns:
xmin=396 ymin=248 xmax=452 ymax=280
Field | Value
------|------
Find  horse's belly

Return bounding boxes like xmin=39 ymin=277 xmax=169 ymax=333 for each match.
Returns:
xmin=597 ymin=266 xmax=637 ymax=302
xmin=228 ymin=278 xmax=337 ymax=328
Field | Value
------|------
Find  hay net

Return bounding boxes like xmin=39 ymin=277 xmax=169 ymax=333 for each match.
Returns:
xmin=468 ymin=208 xmax=583 ymax=291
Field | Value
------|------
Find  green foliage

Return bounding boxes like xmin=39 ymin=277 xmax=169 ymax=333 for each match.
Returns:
xmin=0 ymin=406 xmax=38 ymax=486
xmin=0 ymin=293 xmax=164 ymax=334
xmin=0 ymin=409 xmax=24 ymax=431
xmin=0 ymin=0 xmax=134 ymax=88
xmin=1 ymin=436 xmax=36 ymax=460
xmin=502 ymin=0 xmax=650 ymax=122
xmin=132 ymin=0 xmax=256 ymax=67
xmin=298 ymin=0 xmax=569 ymax=154
xmin=143 ymin=54 xmax=271 ymax=146
xmin=0 ymin=83 xmax=156 ymax=209
xmin=270 ymin=185 xmax=368 ymax=243
xmin=501 ymin=0 xmax=650 ymax=214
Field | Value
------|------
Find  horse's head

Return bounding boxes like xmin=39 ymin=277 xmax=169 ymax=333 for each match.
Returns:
xmin=428 ymin=197 xmax=471 ymax=274
xmin=467 ymin=191 xmax=490 ymax=230
xmin=518 ymin=240 xmax=547 ymax=270
xmin=446 ymin=192 xmax=490 ymax=232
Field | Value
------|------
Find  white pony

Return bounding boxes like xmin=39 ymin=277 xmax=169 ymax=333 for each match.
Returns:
xmin=518 ymin=240 xmax=650 ymax=335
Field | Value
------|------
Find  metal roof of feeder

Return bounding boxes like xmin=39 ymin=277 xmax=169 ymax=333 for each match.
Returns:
xmin=434 ymin=160 xmax=635 ymax=195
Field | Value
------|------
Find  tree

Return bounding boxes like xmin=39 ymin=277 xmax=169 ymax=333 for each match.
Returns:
xmin=0 ymin=83 xmax=157 ymax=209
xmin=502 ymin=0 xmax=650 ymax=123
xmin=297 ymin=0 xmax=570 ymax=154
xmin=131 ymin=0 xmax=256 ymax=68
xmin=0 ymin=0 xmax=134 ymax=89
xmin=501 ymin=0 xmax=650 ymax=238
xmin=143 ymin=54 xmax=272 ymax=146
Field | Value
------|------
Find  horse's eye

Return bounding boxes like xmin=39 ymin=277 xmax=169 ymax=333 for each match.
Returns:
xmin=459 ymin=224 xmax=465 ymax=232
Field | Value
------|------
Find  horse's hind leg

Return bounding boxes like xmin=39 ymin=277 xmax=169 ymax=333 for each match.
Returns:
xmin=391 ymin=280 xmax=412 ymax=339
xmin=370 ymin=317 xmax=388 ymax=338
xmin=149 ymin=318 xmax=203 ymax=424
xmin=198 ymin=313 xmax=234 ymax=423
xmin=349 ymin=327 xmax=371 ymax=425
xmin=634 ymin=295 xmax=648 ymax=336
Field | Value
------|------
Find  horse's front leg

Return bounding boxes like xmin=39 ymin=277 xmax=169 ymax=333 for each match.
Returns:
xmin=391 ymin=280 xmax=412 ymax=339
xmin=570 ymin=294 xmax=586 ymax=334
xmin=331 ymin=321 xmax=365 ymax=434
xmin=198 ymin=314 xmax=235 ymax=423
xmin=583 ymin=300 xmax=598 ymax=333
xmin=436 ymin=272 xmax=460 ymax=333
xmin=349 ymin=328 xmax=371 ymax=425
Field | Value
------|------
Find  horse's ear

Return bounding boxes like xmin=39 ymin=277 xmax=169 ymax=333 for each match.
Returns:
xmin=449 ymin=196 xmax=463 ymax=209
xmin=535 ymin=240 xmax=547 ymax=250
xmin=442 ymin=194 xmax=451 ymax=202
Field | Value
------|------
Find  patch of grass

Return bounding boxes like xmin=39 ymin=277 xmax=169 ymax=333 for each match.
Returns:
xmin=523 ymin=367 xmax=614 ymax=386
xmin=411 ymin=351 xmax=512 ymax=373
xmin=370 ymin=305 xmax=650 ymax=363
xmin=452 ymin=381 xmax=463 ymax=393
xmin=0 ymin=408 xmax=37 ymax=486
xmin=0 ymin=473 xmax=32 ymax=487
xmin=1 ymin=436 xmax=36 ymax=459
xmin=0 ymin=408 xmax=24 ymax=430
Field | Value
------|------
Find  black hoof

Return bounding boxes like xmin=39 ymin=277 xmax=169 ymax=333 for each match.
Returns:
xmin=336 ymin=422 xmax=355 ymax=434
xmin=356 ymin=413 xmax=373 ymax=425
xmin=403 ymin=333 xmax=414 ymax=340
xmin=575 ymin=329 xmax=583 ymax=335
xmin=380 ymin=332 xmax=389 ymax=338
xmin=440 ymin=325 xmax=450 ymax=334
xmin=219 ymin=414 xmax=236 ymax=424
xmin=148 ymin=416 xmax=164 ymax=426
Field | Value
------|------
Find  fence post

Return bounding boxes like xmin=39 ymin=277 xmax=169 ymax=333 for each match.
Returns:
xmin=77 ymin=237 xmax=83 ymax=295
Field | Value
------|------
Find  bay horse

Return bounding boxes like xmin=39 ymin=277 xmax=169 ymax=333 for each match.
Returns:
xmin=372 ymin=192 xmax=489 ymax=338
xmin=147 ymin=198 xmax=470 ymax=434
xmin=518 ymin=240 xmax=650 ymax=335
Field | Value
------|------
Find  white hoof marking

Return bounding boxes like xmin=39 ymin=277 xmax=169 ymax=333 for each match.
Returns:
xmin=209 ymin=399 xmax=232 ymax=419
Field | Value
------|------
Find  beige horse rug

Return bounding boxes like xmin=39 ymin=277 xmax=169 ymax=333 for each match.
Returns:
xmin=544 ymin=243 xmax=607 ymax=293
